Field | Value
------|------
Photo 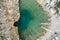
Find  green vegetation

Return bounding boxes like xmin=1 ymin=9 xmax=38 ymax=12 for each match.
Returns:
xmin=0 ymin=36 xmax=7 ymax=40
xmin=0 ymin=0 xmax=1 ymax=4
xmin=56 ymin=1 xmax=60 ymax=8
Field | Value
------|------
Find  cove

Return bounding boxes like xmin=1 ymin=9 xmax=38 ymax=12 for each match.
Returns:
xmin=18 ymin=0 xmax=49 ymax=40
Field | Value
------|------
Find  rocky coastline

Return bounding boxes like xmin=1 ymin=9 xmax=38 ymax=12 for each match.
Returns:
xmin=37 ymin=0 xmax=60 ymax=40
xmin=0 ymin=0 xmax=20 ymax=40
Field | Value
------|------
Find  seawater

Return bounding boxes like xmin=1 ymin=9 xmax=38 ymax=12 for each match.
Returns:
xmin=18 ymin=0 xmax=49 ymax=40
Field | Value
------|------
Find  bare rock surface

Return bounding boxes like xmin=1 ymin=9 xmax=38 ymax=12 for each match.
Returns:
xmin=0 ymin=0 xmax=20 ymax=40
xmin=37 ymin=0 xmax=60 ymax=40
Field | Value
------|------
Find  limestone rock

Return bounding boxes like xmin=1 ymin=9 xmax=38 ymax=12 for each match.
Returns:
xmin=0 ymin=0 xmax=20 ymax=40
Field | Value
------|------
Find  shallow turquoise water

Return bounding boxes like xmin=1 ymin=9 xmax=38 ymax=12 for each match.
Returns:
xmin=18 ymin=0 xmax=48 ymax=40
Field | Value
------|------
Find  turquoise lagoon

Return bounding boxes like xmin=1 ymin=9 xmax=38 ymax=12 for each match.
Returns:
xmin=18 ymin=0 xmax=49 ymax=40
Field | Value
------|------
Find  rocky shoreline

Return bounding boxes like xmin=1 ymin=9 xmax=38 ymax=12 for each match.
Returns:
xmin=0 ymin=0 xmax=20 ymax=40
xmin=37 ymin=0 xmax=60 ymax=40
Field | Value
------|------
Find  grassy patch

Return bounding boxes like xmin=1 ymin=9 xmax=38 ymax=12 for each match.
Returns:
xmin=56 ymin=1 xmax=60 ymax=8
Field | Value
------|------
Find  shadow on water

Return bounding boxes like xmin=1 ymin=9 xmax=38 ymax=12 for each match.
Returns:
xmin=17 ymin=9 xmax=34 ymax=40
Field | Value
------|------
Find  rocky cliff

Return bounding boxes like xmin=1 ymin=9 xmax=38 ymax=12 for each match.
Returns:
xmin=0 ymin=0 xmax=20 ymax=40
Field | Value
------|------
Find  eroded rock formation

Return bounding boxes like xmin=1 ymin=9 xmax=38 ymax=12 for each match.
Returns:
xmin=0 ymin=0 xmax=20 ymax=40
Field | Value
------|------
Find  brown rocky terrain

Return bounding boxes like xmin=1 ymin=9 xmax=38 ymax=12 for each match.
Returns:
xmin=0 ymin=0 xmax=20 ymax=40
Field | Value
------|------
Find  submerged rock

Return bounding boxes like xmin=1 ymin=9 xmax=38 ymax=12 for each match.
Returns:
xmin=0 ymin=0 xmax=20 ymax=40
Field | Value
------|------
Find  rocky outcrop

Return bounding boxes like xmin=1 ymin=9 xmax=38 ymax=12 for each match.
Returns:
xmin=0 ymin=0 xmax=20 ymax=40
xmin=37 ymin=0 xmax=60 ymax=40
